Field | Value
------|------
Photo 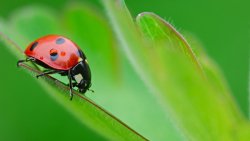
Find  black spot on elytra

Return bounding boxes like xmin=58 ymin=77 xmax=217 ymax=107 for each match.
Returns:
xmin=50 ymin=52 xmax=58 ymax=56
xmin=50 ymin=49 xmax=58 ymax=61
xmin=50 ymin=52 xmax=58 ymax=61
xmin=30 ymin=42 xmax=38 ymax=51
xmin=56 ymin=38 xmax=65 ymax=44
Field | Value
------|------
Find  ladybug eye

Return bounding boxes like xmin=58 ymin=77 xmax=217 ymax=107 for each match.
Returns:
xmin=50 ymin=49 xmax=58 ymax=61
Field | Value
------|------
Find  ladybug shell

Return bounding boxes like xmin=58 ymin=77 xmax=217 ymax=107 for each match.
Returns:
xmin=25 ymin=35 xmax=84 ymax=70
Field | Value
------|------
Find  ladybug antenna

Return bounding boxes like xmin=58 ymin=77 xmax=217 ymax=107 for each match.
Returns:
xmin=0 ymin=31 xmax=23 ymax=54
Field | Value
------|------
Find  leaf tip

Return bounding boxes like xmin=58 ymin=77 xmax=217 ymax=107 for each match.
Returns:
xmin=136 ymin=12 xmax=156 ymax=22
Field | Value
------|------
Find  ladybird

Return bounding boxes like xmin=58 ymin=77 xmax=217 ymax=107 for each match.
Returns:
xmin=17 ymin=35 xmax=92 ymax=100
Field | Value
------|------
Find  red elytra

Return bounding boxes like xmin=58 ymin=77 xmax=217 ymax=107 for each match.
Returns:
xmin=25 ymin=35 xmax=83 ymax=70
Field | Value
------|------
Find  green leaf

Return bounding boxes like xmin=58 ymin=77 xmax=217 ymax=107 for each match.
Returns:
xmin=0 ymin=6 xmax=148 ymax=141
xmin=101 ymin=0 xmax=247 ymax=140
xmin=184 ymin=33 xmax=244 ymax=120
xmin=101 ymin=1 xmax=185 ymax=140
xmin=62 ymin=4 xmax=182 ymax=141
xmin=136 ymin=12 xmax=203 ymax=75
xmin=249 ymin=58 xmax=250 ymax=117
xmin=236 ymin=123 xmax=250 ymax=140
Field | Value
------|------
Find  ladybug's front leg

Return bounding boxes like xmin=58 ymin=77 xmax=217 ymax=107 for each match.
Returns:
xmin=17 ymin=57 xmax=35 ymax=67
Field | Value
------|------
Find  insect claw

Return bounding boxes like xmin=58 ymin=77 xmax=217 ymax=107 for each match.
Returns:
xmin=17 ymin=60 xmax=25 ymax=67
xmin=88 ymin=89 xmax=95 ymax=93
xmin=17 ymin=62 xmax=21 ymax=67
xmin=17 ymin=58 xmax=35 ymax=67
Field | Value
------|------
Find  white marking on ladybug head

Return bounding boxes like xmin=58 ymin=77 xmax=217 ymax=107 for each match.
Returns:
xmin=74 ymin=74 xmax=83 ymax=83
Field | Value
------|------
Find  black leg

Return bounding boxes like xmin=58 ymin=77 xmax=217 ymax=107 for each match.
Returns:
xmin=36 ymin=70 xmax=64 ymax=78
xmin=68 ymin=70 xmax=73 ymax=100
xmin=17 ymin=57 xmax=35 ymax=67
xmin=72 ymin=82 xmax=78 ymax=87
xmin=87 ymin=83 xmax=94 ymax=92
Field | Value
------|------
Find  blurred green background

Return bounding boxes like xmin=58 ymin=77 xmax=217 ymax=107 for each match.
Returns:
xmin=0 ymin=0 xmax=249 ymax=141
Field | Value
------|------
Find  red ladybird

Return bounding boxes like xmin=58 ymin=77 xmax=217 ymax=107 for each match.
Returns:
xmin=18 ymin=35 xmax=92 ymax=100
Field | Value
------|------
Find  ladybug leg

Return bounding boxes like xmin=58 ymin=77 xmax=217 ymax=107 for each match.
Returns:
xmin=36 ymin=70 xmax=64 ymax=78
xmin=70 ymin=82 xmax=77 ymax=87
xmin=88 ymin=89 xmax=95 ymax=93
xmin=17 ymin=57 xmax=35 ymax=67
xmin=87 ymin=83 xmax=94 ymax=93
xmin=68 ymin=70 xmax=73 ymax=100
xmin=66 ymin=82 xmax=77 ymax=87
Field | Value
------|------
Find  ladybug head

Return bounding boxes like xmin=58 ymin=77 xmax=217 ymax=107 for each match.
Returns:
xmin=70 ymin=60 xmax=91 ymax=93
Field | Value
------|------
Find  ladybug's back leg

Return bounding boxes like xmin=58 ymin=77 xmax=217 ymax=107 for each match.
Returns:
xmin=36 ymin=70 xmax=66 ymax=78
